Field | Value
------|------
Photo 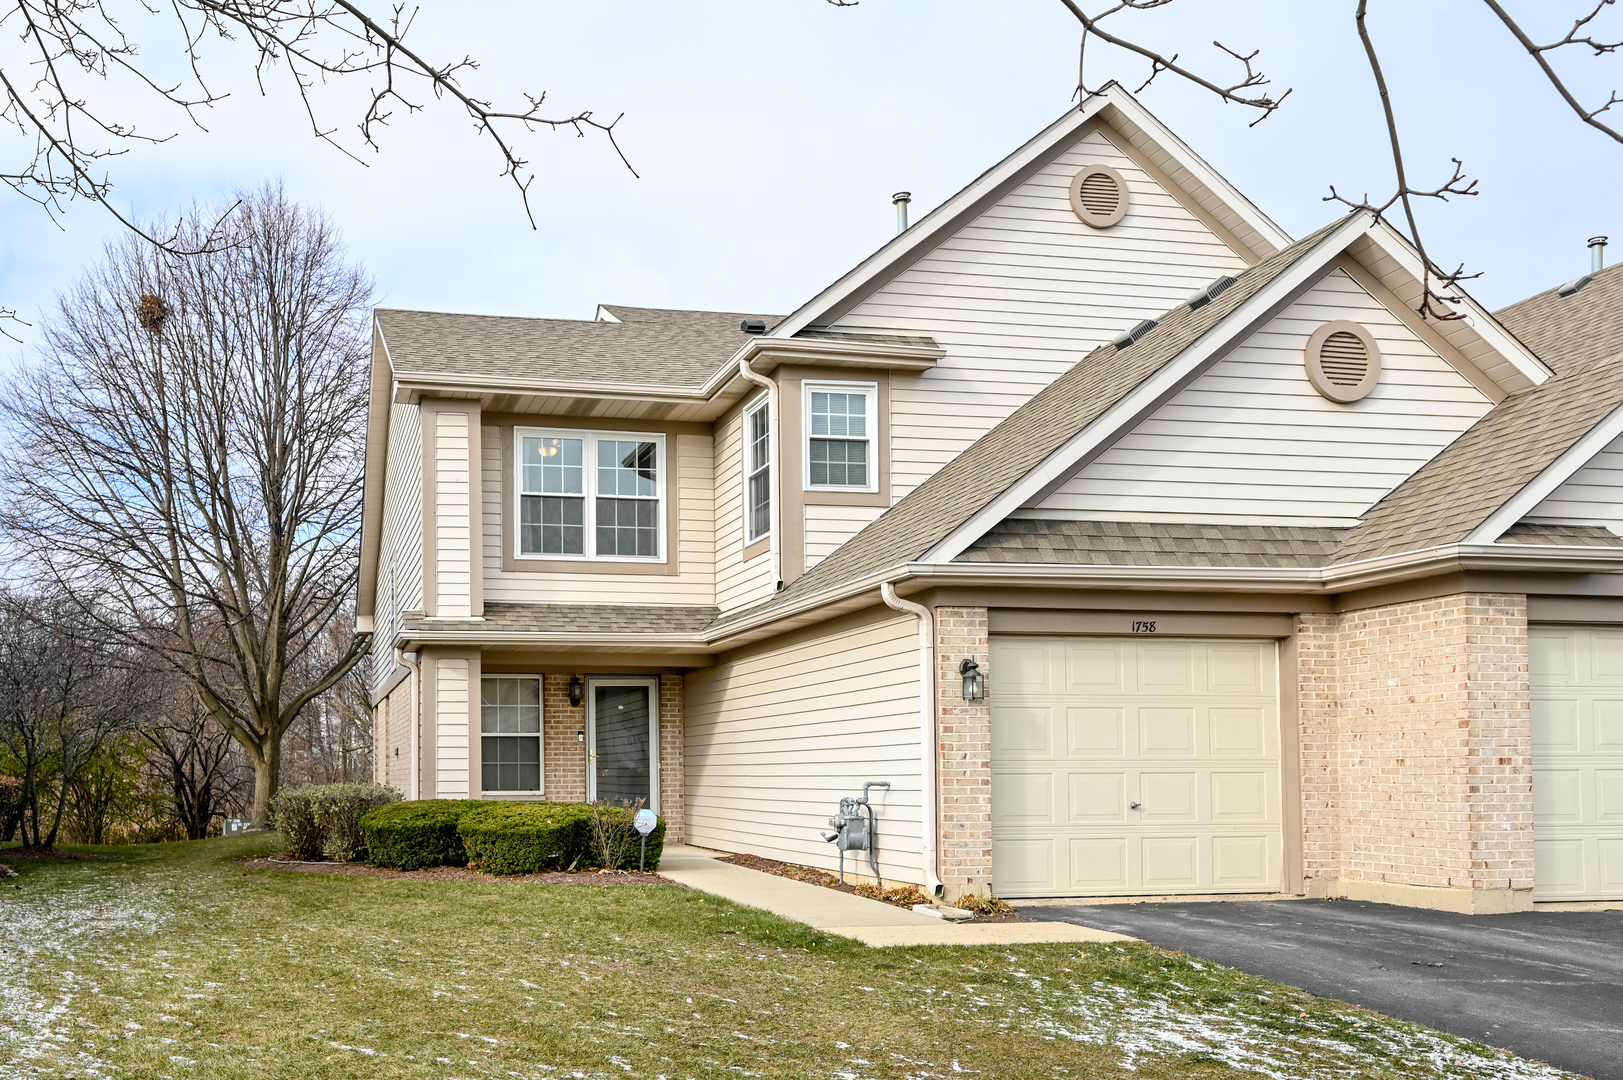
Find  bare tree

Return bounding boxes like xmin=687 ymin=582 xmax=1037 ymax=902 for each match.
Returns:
xmin=139 ymin=680 xmax=252 ymax=839
xmin=282 ymin=618 xmax=374 ymax=786
xmin=0 ymin=183 xmax=372 ymax=826
xmin=1058 ymin=0 xmax=1623 ymax=318
xmin=0 ymin=592 xmax=152 ymax=849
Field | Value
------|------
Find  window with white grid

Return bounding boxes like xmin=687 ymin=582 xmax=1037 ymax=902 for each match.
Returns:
xmin=480 ymin=676 xmax=542 ymax=793
xmin=517 ymin=429 xmax=664 ymax=561
xmin=744 ymin=397 xmax=771 ymax=542
xmin=804 ymin=382 xmax=876 ymax=491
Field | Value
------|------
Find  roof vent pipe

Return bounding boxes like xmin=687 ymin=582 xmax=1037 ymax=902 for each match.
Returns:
xmin=1591 ymin=235 xmax=1609 ymax=273
xmin=892 ymin=191 xmax=911 ymax=235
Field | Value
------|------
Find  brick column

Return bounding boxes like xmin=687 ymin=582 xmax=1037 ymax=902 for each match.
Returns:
xmin=660 ymin=675 xmax=685 ymax=843
xmin=1297 ymin=593 xmax=1533 ymax=913
xmin=935 ymin=605 xmax=993 ymax=901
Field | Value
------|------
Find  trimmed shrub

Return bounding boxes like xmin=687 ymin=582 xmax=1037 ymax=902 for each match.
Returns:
xmin=458 ymin=802 xmax=592 ymax=875
xmin=313 ymin=783 xmax=402 ymax=862
xmin=360 ymin=799 xmax=479 ymax=870
xmin=269 ymin=787 xmax=324 ymax=860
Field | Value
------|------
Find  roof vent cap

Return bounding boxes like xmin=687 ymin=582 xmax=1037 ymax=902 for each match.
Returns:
xmin=1112 ymin=318 xmax=1157 ymax=351
xmin=1185 ymin=274 xmax=1238 ymax=310
xmin=740 ymin=319 xmax=767 ymax=334
xmin=1558 ymin=276 xmax=1593 ymax=298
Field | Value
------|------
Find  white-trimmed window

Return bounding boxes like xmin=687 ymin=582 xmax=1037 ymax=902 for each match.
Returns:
xmin=744 ymin=397 xmax=771 ymax=543
xmin=804 ymin=381 xmax=876 ymax=491
xmin=517 ymin=429 xmax=665 ymax=560
xmin=481 ymin=676 xmax=542 ymax=793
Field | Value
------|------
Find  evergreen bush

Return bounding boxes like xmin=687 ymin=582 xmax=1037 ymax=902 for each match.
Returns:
xmin=313 ymin=783 xmax=401 ymax=862
xmin=359 ymin=799 xmax=478 ymax=869
xmin=269 ymin=786 xmax=324 ymax=860
xmin=458 ymin=802 xmax=591 ymax=874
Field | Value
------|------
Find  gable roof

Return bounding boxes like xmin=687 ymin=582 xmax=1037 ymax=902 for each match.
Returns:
xmin=767 ymin=83 xmax=1295 ymax=340
xmin=375 ymin=305 xmax=782 ymax=388
xmin=712 ymin=219 xmax=1357 ymax=628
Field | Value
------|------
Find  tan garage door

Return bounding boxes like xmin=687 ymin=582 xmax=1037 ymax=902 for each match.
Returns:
xmin=1530 ymin=625 xmax=1623 ymax=901
xmin=990 ymin=636 xmax=1281 ymax=899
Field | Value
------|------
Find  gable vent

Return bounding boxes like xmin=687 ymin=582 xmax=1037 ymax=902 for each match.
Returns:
xmin=1305 ymin=320 xmax=1381 ymax=403
xmin=1068 ymin=164 xmax=1129 ymax=229
xmin=1112 ymin=318 xmax=1157 ymax=350
xmin=1185 ymin=274 xmax=1238 ymax=310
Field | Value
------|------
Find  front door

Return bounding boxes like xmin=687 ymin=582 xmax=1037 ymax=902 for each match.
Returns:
xmin=587 ymin=677 xmax=659 ymax=810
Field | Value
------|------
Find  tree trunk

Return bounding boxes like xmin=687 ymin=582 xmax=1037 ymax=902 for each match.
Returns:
xmin=251 ymin=732 xmax=282 ymax=827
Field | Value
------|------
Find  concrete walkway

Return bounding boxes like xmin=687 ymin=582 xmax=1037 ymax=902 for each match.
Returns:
xmin=657 ymin=845 xmax=1133 ymax=947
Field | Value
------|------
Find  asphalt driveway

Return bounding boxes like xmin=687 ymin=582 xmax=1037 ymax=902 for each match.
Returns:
xmin=1026 ymin=898 xmax=1623 ymax=1079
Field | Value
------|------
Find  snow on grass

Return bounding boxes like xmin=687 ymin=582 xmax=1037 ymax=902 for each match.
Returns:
xmin=0 ymin=866 xmax=174 ymax=1079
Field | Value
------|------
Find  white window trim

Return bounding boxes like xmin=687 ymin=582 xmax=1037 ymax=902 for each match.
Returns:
xmin=478 ymin=673 xmax=545 ymax=797
xmin=585 ymin=675 xmax=660 ymax=812
xmin=802 ymin=380 xmax=878 ymax=493
xmin=743 ymin=394 xmax=772 ymax=544
xmin=513 ymin=427 xmax=667 ymax=563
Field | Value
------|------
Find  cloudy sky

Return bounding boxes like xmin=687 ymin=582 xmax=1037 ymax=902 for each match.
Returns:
xmin=2 ymin=1 xmax=1620 ymax=354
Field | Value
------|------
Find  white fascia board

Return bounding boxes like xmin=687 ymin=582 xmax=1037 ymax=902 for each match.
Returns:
xmin=1098 ymin=91 xmax=1292 ymax=254
xmin=767 ymin=96 xmax=1115 ymax=340
xmin=1465 ymin=399 xmax=1623 ymax=544
xmin=357 ymin=319 xmax=396 ymax=620
xmin=1360 ymin=220 xmax=1551 ymax=389
xmin=920 ymin=212 xmax=1374 ymax=565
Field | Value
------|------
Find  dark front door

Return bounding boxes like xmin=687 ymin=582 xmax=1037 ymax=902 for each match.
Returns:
xmin=591 ymin=681 xmax=655 ymax=807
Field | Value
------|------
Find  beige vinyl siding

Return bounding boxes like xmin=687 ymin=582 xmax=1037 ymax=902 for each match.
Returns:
xmin=836 ymin=127 xmax=1251 ymax=501
xmin=371 ymin=401 xmax=423 ymax=697
xmin=1526 ymin=433 xmax=1623 ymax=535
xmin=480 ymin=427 xmax=719 ymax=605
xmin=715 ymin=406 xmax=777 ymax=611
xmin=803 ymin=503 xmax=886 ymax=570
xmin=1034 ymin=268 xmax=1495 ymax=525
xmin=434 ymin=409 xmax=475 ymax=616
xmin=434 ymin=657 xmax=470 ymax=798
xmin=684 ymin=610 xmax=924 ymax=884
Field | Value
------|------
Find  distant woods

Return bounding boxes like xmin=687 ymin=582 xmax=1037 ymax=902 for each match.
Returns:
xmin=0 ymin=184 xmax=377 ymax=839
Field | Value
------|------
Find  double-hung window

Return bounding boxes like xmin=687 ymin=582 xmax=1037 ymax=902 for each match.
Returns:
xmin=518 ymin=429 xmax=664 ymax=560
xmin=481 ymin=676 xmax=541 ymax=793
xmin=744 ymin=398 xmax=771 ymax=542
xmin=804 ymin=382 xmax=876 ymax=491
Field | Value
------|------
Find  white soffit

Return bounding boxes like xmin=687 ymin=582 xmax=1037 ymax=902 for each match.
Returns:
xmin=1346 ymin=223 xmax=1551 ymax=392
xmin=769 ymin=83 xmax=1293 ymax=340
xmin=920 ymin=212 xmax=1375 ymax=565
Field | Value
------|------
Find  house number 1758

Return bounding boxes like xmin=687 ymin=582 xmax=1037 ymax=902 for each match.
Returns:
xmin=1132 ymin=620 xmax=1157 ymax=634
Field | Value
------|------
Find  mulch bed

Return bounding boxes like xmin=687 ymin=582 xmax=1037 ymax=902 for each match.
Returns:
xmin=239 ymin=856 xmax=681 ymax=887
xmin=718 ymin=852 xmax=1025 ymax=921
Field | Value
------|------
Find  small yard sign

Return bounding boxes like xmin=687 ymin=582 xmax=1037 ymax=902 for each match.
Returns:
xmin=633 ymin=808 xmax=658 ymax=873
xmin=224 ymin=818 xmax=252 ymax=836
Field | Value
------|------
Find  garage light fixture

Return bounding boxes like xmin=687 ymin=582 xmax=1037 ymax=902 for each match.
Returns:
xmin=959 ymin=658 xmax=985 ymax=702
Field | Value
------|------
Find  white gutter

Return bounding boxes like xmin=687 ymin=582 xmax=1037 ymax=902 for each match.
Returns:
xmin=738 ymin=356 xmax=783 ymax=590
xmin=880 ymin=582 xmax=945 ymax=899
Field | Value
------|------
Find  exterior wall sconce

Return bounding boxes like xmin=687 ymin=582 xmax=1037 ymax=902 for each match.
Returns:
xmin=568 ymin=675 xmax=585 ymax=708
xmin=959 ymin=658 xmax=985 ymax=702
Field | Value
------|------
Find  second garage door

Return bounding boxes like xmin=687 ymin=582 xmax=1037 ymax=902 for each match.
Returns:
xmin=990 ymin=635 xmax=1282 ymax=899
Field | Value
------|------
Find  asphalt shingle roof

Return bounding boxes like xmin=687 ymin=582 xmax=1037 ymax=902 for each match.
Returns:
xmin=376 ymin=305 xmax=783 ymax=388
xmin=405 ymin=603 xmax=717 ymax=635
xmin=959 ymin=519 xmax=1350 ymax=567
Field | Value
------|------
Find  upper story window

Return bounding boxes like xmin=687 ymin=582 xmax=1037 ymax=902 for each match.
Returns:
xmin=744 ymin=397 xmax=771 ymax=543
xmin=517 ymin=429 xmax=664 ymax=561
xmin=804 ymin=381 xmax=877 ymax=492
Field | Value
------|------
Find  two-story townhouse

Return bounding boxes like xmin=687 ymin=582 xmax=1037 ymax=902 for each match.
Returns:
xmin=358 ymin=82 xmax=1623 ymax=912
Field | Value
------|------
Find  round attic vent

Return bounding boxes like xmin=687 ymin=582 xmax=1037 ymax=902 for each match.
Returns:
xmin=1305 ymin=320 xmax=1381 ymax=403
xmin=1068 ymin=164 xmax=1128 ymax=228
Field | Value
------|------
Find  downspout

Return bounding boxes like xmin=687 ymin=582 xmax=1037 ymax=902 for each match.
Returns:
xmin=737 ymin=355 xmax=783 ymax=590
xmin=880 ymin=581 xmax=945 ymax=898
xmin=402 ymin=648 xmax=422 ymax=800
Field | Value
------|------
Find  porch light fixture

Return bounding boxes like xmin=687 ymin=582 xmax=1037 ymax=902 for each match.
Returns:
xmin=568 ymin=675 xmax=585 ymax=708
xmin=959 ymin=658 xmax=985 ymax=702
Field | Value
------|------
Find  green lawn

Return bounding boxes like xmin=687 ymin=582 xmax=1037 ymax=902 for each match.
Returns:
xmin=0 ymin=837 xmax=1575 ymax=1080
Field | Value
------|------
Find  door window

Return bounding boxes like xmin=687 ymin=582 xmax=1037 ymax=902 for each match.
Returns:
xmin=592 ymin=682 xmax=656 ymax=807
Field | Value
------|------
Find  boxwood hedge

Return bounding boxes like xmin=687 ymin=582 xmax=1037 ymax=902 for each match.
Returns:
xmin=359 ymin=799 xmax=478 ymax=870
xmin=358 ymin=798 xmax=668 ymax=874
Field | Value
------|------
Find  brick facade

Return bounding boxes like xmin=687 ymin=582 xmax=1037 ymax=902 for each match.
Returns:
xmin=935 ymin=606 xmax=993 ymax=899
xmin=1298 ymin=593 xmax=1533 ymax=909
